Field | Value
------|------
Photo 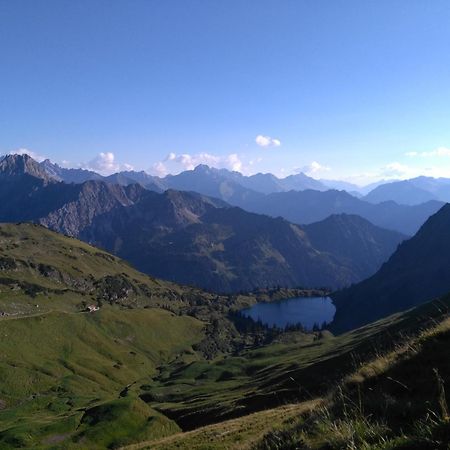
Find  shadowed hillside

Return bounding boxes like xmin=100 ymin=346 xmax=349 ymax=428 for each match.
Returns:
xmin=332 ymin=203 xmax=450 ymax=333
xmin=80 ymin=190 xmax=405 ymax=292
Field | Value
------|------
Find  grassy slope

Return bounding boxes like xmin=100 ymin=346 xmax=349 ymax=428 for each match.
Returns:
xmin=0 ymin=222 xmax=187 ymax=303
xmin=0 ymin=223 xmax=207 ymax=449
xmin=255 ymin=308 xmax=450 ymax=449
xmin=0 ymin=312 xmax=202 ymax=450
xmin=120 ymin=295 xmax=450 ymax=450
xmin=140 ymin=294 xmax=450 ymax=431
xmin=122 ymin=401 xmax=322 ymax=450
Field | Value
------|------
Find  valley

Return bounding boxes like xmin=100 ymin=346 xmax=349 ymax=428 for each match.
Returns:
xmin=0 ymin=218 xmax=450 ymax=448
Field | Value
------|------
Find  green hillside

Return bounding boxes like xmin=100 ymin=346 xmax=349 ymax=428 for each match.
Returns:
xmin=1 ymin=222 xmax=450 ymax=449
xmin=139 ymin=293 xmax=450 ymax=431
xmin=0 ymin=223 xmax=209 ymax=448
xmin=0 ymin=309 xmax=202 ymax=449
xmin=121 ymin=295 xmax=450 ymax=450
xmin=254 ymin=310 xmax=450 ymax=449
xmin=0 ymin=223 xmax=318 ymax=448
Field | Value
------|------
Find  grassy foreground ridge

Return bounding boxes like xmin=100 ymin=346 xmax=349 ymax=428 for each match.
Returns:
xmin=0 ymin=223 xmax=449 ymax=449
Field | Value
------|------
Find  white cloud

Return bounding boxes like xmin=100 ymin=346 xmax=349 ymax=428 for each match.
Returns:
xmin=6 ymin=148 xmax=46 ymax=162
xmin=151 ymin=161 xmax=168 ymax=177
xmin=405 ymin=146 xmax=450 ymax=158
xmin=255 ymin=135 xmax=281 ymax=148
xmin=92 ymin=152 xmax=115 ymax=172
xmin=297 ymin=161 xmax=331 ymax=176
xmin=225 ymin=153 xmax=242 ymax=172
xmin=83 ymin=152 xmax=133 ymax=175
xmin=151 ymin=152 xmax=249 ymax=175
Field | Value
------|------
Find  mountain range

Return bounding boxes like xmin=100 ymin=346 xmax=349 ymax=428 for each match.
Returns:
xmin=37 ymin=159 xmax=331 ymax=193
xmin=363 ymin=176 xmax=450 ymax=205
xmin=15 ymin=153 xmax=450 ymax=208
xmin=239 ymin=189 xmax=443 ymax=235
xmin=77 ymin=192 xmax=406 ymax=292
xmin=27 ymin=157 xmax=445 ymax=234
xmin=0 ymin=154 xmax=406 ymax=292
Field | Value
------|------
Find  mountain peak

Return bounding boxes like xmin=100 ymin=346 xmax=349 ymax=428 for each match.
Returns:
xmin=0 ymin=153 xmax=52 ymax=181
xmin=193 ymin=164 xmax=216 ymax=174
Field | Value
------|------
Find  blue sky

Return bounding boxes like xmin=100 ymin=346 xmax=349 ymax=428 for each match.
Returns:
xmin=1 ymin=0 xmax=450 ymax=183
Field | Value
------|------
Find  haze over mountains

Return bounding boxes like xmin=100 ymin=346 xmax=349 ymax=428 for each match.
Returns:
xmin=364 ymin=176 xmax=450 ymax=205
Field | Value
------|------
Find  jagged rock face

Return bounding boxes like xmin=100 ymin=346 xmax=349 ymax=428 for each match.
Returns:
xmin=0 ymin=154 xmax=147 ymax=233
xmin=0 ymin=155 xmax=68 ymax=221
xmin=0 ymin=154 xmax=51 ymax=182
xmin=104 ymin=171 xmax=165 ymax=192
xmin=332 ymin=204 xmax=450 ymax=333
xmin=38 ymin=181 xmax=147 ymax=236
xmin=40 ymin=159 xmax=103 ymax=183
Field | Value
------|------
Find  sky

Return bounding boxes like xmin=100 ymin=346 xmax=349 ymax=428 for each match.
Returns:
xmin=1 ymin=0 xmax=450 ymax=184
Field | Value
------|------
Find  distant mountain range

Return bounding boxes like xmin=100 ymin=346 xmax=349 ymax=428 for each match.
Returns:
xmin=363 ymin=176 xmax=450 ymax=205
xmin=11 ymin=154 xmax=450 ymax=208
xmin=36 ymin=159 xmax=332 ymax=194
xmin=157 ymin=167 xmax=444 ymax=234
xmin=0 ymin=154 xmax=406 ymax=292
xmin=331 ymin=203 xmax=450 ymax=333
xmin=239 ymin=189 xmax=443 ymax=235
xmin=20 ymin=157 xmax=442 ymax=235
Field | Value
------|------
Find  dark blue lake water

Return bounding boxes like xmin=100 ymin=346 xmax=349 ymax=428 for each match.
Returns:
xmin=241 ymin=296 xmax=336 ymax=330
